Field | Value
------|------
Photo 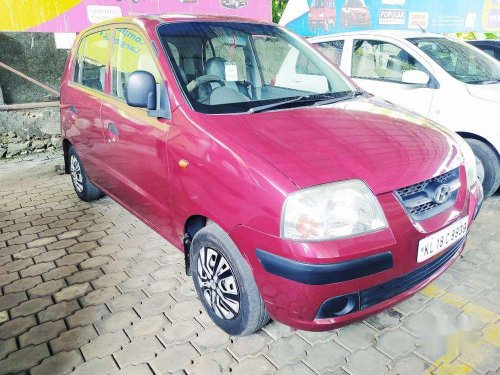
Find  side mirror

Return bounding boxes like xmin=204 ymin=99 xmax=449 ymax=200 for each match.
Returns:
xmin=125 ymin=70 xmax=156 ymax=110
xmin=401 ymin=70 xmax=430 ymax=85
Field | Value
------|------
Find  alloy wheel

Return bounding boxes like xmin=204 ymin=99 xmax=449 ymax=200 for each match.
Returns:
xmin=197 ymin=247 xmax=240 ymax=320
xmin=475 ymin=156 xmax=485 ymax=183
xmin=70 ymin=154 xmax=84 ymax=193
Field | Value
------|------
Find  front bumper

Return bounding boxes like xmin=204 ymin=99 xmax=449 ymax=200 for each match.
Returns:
xmin=229 ymin=179 xmax=483 ymax=331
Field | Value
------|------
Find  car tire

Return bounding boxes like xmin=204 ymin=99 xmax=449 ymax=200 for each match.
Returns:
xmin=190 ymin=224 xmax=270 ymax=336
xmin=68 ymin=146 xmax=104 ymax=202
xmin=466 ymin=139 xmax=500 ymax=197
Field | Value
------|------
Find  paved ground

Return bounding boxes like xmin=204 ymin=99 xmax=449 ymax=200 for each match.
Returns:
xmin=0 ymin=152 xmax=499 ymax=375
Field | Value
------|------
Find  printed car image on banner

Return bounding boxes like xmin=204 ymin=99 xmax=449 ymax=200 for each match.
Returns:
xmin=280 ymin=0 xmax=499 ymax=37
xmin=0 ymin=0 xmax=270 ymax=32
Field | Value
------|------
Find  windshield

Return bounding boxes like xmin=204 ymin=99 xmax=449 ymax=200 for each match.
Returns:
xmin=409 ymin=37 xmax=500 ymax=84
xmin=157 ymin=21 xmax=353 ymax=114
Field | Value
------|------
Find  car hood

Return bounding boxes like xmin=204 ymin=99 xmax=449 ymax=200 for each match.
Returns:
xmin=466 ymin=82 xmax=500 ymax=104
xmin=224 ymin=97 xmax=462 ymax=195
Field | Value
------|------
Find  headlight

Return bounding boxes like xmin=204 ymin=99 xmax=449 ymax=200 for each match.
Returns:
xmin=456 ymin=137 xmax=478 ymax=188
xmin=281 ymin=180 xmax=388 ymax=241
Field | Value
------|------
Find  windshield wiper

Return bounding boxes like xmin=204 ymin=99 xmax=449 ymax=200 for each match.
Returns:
xmin=247 ymin=91 xmax=363 ymax=114
xmin=312 ymin=90 xmax=365 ymax=106
xmin=247 ymin=94 xmax=318 ymax=114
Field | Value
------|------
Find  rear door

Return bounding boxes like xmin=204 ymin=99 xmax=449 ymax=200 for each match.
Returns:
xmin=99 ymin=26 xmax=173 ymax=233
xmin=65 ymin=29 xmax=112 ymax=187
xmin=348 ymin=38 xmax=436 ymax=117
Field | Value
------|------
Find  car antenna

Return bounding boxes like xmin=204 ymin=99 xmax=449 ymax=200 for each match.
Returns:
xmin=416 ymin=22 xmax=426 ymax=33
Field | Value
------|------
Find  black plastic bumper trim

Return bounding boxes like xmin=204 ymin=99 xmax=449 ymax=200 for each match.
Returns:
xmin=255 ymin=249 xmax=393 ymax=285
xmin=315 ymin=237 xmax=465 ymax=319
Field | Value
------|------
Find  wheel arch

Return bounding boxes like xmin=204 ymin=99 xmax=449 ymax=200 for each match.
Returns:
xmin=456 ymin=131 xmax=500 ymax=159
xmin=183 ymin=215 xmax=218 ymax=275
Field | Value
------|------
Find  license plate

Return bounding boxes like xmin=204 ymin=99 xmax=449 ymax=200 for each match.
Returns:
xmin=417 ymin=217 xmax=468 ymax=263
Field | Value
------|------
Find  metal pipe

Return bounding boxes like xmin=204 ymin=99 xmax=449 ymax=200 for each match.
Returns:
xmin=0 ymin=61 xmax=60 ymax=97
xmin=0 ymin=101 xmax=59 ymax=111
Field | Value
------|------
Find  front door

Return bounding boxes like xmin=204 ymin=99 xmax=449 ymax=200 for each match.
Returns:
xmin=65 ymin=29 xmax=112 ymax=187
xmin=100 ymin=27 xmax=173 ymax=234
xmin=349 ymin=38 xmax=435 ymax=118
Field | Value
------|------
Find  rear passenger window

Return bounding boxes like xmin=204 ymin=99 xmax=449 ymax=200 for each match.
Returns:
xmin=111 ymin=28 xmax=161 ymax=101
xmin=315 ymin=40 xmax=344 ymax=66
xmin=78 ymin=30 xmax=110 ymax=92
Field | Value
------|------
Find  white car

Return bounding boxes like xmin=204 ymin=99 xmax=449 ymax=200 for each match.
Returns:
xmin=278 ymin=30 xmax=500 ymax=196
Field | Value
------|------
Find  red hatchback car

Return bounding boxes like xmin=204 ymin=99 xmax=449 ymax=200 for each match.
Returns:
xmin=60 ymin=15 xmax=483 ymax=335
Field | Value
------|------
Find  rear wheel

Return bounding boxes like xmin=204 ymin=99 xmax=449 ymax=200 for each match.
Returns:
xmin=68 ymin=147 xmax=104 ymax=202
xmin=466 ymin=139 xmax=500 ymax=197
xmin=191 ymin=224 xmax=269 ymax=336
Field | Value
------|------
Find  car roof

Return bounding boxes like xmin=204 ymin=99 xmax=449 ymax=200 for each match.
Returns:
xmin=467 ymin=39 xmax=500 ymax=46
xmin=309 ymin=29 xmax=447 ymax=42
xmin=81 ymin=14 xmax=270 ymax=32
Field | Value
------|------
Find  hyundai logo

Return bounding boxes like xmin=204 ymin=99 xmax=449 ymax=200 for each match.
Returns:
xmin=434 ymin=184 xmax=451 ymax=204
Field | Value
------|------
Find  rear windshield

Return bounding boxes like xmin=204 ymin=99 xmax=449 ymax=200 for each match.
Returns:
xmin=409 ymin=37 xmax=500 ymax=84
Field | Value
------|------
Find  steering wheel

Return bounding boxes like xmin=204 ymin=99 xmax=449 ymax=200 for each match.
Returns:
xmin=186 ymin=75 xmax=226 ymax=93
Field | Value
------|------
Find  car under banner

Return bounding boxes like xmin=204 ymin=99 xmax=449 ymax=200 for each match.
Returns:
xmin=0 ymin=0 xmax=270 ymax=33
xmin=280 ymin=0 xmax=500 ymax=36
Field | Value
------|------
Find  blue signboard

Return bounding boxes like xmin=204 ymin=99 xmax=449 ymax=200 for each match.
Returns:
xmin=284 ymin=0 xmax=500 ymax=37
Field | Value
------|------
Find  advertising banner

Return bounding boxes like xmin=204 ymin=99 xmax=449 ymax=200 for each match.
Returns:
xmin=281 ymin=0 xmax=500 ymax=37
xmin=0 ymin=0 xmax=271 ymax=33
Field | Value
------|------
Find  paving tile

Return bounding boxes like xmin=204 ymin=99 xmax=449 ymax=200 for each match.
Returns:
xmin=386 ymin=353 xmax=434 ymax=375
xmin=94 ymin=309 xmax=139 ymax=334
xmin=50 ymin=325 xmax=98 ymax=354
xmin=0 ymin=344 xmax=50 ymax=374
xmin=10 ymin=297 xmax=53 ymax=318
xmin=66 ymin=304 xmax=110 ymax=328
xmin=114 ymin=364 xmax=154 ymax=375
xmin=42 ymin=264 xmax=78 ymax=281
xmin=0 ymin=315 xmax=37 ymax=340
xmin=267 ymin=334 xmax=310 ymax=368
xmin=0 ymin=273 xmax=19 ymax=289
xmin=185 ymin=350 xmax=233 ymax=375
xmin=376 ymin=329 xmax=418 ymax=359
xmin=108 ymin=290 xmax=146 ymax=312
xmin=19 ymin=319 xmax=67 ymax=347
xmin=81 ymin=287 xmax=121 ymax=306
xmin=0 ymin=338 xmax=17 ymax=361
xmin=135 ymin=293 xmax=175 ymax=318
xmin=303 ymin=340 xmax=349 ymax=373
xmin=28 ymin=278 xmax=66 ymax=298
xmin=230 ymin=356 xmax=276 ymax=375
xmin=66 ymin=268 xmax=104 ymax=285
xmin=344 ymin=347 xmax=391 ymax=375
xmin=149 ymin=344 xmax=199 ymax=374
xmin=81 ymin=330 xmax=130 ymax=360
xmin=92 ymin=271 xmax=129 ymax=289
xmin=365 ymin=309 xmax=403 ymax=331
xmin=192 ymin=326 xmax=231 ymax=353
xmin=228 ymin=332 xmax=271 ymax=360
xmin=67 ymin=241 xmax=99 ymax=254
xmin=20 ymin=262 xmax=56 ymax=278
xmin=53 ymin=282 xmax=93 ymax=303
xmin=38 ymin=300 xmax=80 ymax=323
xmin=336 ymin=322 xmax=378 ymax=351
xmin=114 ymin=336 xmax=164 ymax=368
xmin=72 ymin=356 xmax=119 ymax=375
xmin=276 ymin=362 xmax=317 ymax=375
xmin=3 ymin=275 xmax=41 ymax=294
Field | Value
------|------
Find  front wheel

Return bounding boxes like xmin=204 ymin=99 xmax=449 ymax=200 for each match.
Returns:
xmin=191 ymin=224 xmax=269 ymax=336
xmin=466 ymin=139 xmax=500 ymax=197
xmin=68 ymin=147 xmax=104 ymax=202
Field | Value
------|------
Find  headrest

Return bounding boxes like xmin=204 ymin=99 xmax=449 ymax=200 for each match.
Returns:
xmin=206 ymin=57 xmax=228 ymax=80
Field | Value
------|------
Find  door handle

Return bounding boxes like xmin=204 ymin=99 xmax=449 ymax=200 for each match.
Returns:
xmin=70 ymin=105 xmax=78 ymax=114
xmin=107 ymin=123 xmax=119 ymax=143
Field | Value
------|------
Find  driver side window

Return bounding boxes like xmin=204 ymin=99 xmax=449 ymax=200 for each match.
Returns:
xmin=352 ymin=39 xmax=425 ymax=83
xmin=111 ymin=28 xmax=161 ymax=101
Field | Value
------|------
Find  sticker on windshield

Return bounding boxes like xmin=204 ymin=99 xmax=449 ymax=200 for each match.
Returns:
xmin=225 ymin=63 xmax=238 ymax=82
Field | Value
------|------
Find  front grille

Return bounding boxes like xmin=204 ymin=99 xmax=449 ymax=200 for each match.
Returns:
xmin=359 ymin=237 xmax=464 ymax=309
xmin=395 ymin=168 xmax=460 ymax=220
